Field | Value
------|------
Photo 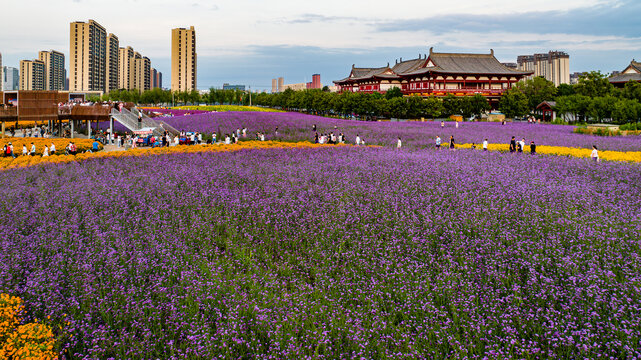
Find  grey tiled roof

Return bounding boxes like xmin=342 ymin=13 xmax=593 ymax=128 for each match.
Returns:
xmin=609 ymin=73 xmax=641 ymax=83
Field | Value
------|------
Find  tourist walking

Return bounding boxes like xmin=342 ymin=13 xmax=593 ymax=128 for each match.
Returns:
xmin=519 ymin=138 xmax=526 ymax=153
xmin=530 ymin=141 xmax=536 ymax=154
xmin=483 ymin=138 xmax=488 ymax=151
xmin=441 ymin=121 xmax=445 ymax=128
xmin=449 ymin=136 xmax=455 ymax=150
xmin=42 ymin=146 xmax=49 ymax=157
xmin=591 ymin=145 xmax=599 ymax=162
xmin=50 ymin=143 xmax=56 ymax=155
xmin=356 ymin=134 xmax=361 ymax=146
xmin=509 ymin=136 xmax=516 ymax=153
xmin=30 ymin=142 xmax=36 ymax=156
xmin=22 ymin=145 xmax=28 ymax=156
xmin=435 ymin=136 xmax=441 ymax=150
xmin=397 ymin=137 xmax=402 ymax=149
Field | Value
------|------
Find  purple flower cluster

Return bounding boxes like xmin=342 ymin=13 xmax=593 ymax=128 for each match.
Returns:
xmin=163 ymin=112 xmax=641 ymax=151
xmin=1 ymin=147 xmax=640 ymax=358
xmin=147 ymin=108 xmax=210 ymax=117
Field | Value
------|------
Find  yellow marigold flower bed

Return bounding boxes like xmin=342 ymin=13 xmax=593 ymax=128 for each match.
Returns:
xmin=0 ymin=295 xmax=56 ymax=360
xmin=456 ymin=143 xmax=641 ymax=163
xmin=172 ymin=105 xmax=283 ymax=112
xmin=1 ymin=323 xmax=56 ymax=360
xmin=0 ymin=141 xmax=342 ymax=171
xmin=0 ymin=294 xmax=23 ymax=340
xmin=0 ymin=137 xmax=100 ymax=156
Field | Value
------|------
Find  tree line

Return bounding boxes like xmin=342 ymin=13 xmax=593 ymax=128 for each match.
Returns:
xmin=89 ymin=88 xmax=252 ymax=106
xmin=93 ymin=72 xmax=641 ymax=123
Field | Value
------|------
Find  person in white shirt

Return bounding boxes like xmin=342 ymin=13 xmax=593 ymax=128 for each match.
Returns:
xmin=198 ymin=133 xmax=203 ymax=144
xmin=212 ymin=133 xmax=217 ymax=143
xmin=455 ymin=121 xmax=459 ymax=129
xmin=42 ymin=146 xmax=49 ymax=157
xmin=225 ymin=135 xmax=231 ymax=144
xmin=397 ymin=137 xmax=402 ymax=149
xmin=22 ymin=145 xmax=28 ymax=156
xmin=174 ymin=136 xmax=179 ymax=146
xmin=520 ymin=138 xmax=526 ymax=153
xmin=482 ymin=139 xmax=488 ymax=151
xmin=355 ymin=134 xmax=361 ymax=146
xmin=50 ymin=143 xmax=56 ymax=155
xmin=435 ymin=136 xmax=441 ymax=150
xmin=591 ymin=145 xmax=599 ymax=162
xmin=260 ymin=133 xmax=266 ymax=141
xmin=30 ymin=143 xmax=36 ymax=156
xmin=242 ymin=128 xmax=247 ymax=137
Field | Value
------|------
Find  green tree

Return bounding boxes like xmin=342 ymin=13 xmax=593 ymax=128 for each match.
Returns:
xmin=469 ymin=94 xmax=491 ymax=118
xmin=574 ymin=71 xmax=613 ymax=98
xmin=385 ymin=87 xmax=403 ymax=100
xmin=556 ymin=83 xmax=575 ymax=97
xmin=513 ymin=76 xmax=557 ymax=110
xmin=499 ymin=89 xmax=529 ymax=119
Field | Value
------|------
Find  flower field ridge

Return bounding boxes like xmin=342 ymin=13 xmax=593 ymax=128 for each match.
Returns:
xmin=456 ymin=143 xmax=641 ymax=162
xmin=1 ymin=147 xmax=640 ymax=358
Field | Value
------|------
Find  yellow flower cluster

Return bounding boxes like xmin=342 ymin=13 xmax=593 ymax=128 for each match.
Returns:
xmin=172 ymin=105 xmax=282 ymax=112
xmin=0 ymin=137 xmax=100 ymax=156
xmin=456 ymin=143 xmax=641 ymax=163
xmin=0 ymin=141 xmax=343 ymax=171
xmin=0 ymin=294 xmax=23 ymax=341
xmin=0 ymin=294 xmax=56 ymax=360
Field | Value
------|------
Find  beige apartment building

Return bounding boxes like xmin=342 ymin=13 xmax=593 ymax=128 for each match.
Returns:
xmin=38 ymin=50 xmax=65 ymax=91
xmin=20 ymin=59 xmax=46 ymax=90
xmin=135 ymin=56 xmax=151 ymax=91
xmin=171 ymin=26 xmax=197 ymax=92
xmin=70 ymin=20 xmax=107 ymax=92
xmin=106 ymin=34 xmax=120 ymax=92
xmin=118 ymin=46 xmax=134 ymax=90
xmin=517 ymin=51 xmax=570 ymax=86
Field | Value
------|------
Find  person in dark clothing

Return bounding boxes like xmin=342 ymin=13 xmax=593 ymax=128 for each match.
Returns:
xmin=449 ymin=136 xmax=455 ymax=150
xmin=314 ymin=132 xmax=319 ymax=144
xmin=312 ymin=124 xmax=317 ymax=132
xmin=137 ymin=114 xmax=142 ymax=129
xmin=530 ymin=141 xmax=536 ymax=154
xmin=509 ymin=136 xmax=516 ymax=153
xmin=517 ymin=141 xmax=523 ymax=153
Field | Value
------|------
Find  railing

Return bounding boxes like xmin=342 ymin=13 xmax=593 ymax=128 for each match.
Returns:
xmin=0 ymin=107 xmax=18 ymax=118
xmin=406 ymin=88 xmax=506 ymax=96
xmin=110 ymin=108 xmax=180 ymax=137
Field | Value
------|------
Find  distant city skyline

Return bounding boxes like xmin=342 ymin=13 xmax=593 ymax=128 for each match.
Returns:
xmin=1 ymin=0 xmax=640 ymax=91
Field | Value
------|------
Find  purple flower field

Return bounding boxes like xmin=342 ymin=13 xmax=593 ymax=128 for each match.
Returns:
xmin=163 ymin=112 xmax=641 ymax=151
xmin=1 ymin=147 xmax=640 ymax=358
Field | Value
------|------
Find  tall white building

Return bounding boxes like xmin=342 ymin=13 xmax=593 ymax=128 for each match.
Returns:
xmin=3 ymin=67 xmax=19 ymax=91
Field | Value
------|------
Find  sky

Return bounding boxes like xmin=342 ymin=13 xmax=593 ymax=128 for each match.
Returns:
xmin=1 ymin=0 xmax=640 ymax=91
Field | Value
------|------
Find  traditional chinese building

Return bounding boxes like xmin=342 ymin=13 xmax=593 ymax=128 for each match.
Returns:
xmin=334 ymin=48 xmax=533 ymax=105
xmin=609 ymin=60 xmax=641 ymax=87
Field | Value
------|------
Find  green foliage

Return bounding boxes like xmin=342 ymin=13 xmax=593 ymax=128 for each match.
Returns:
xmin=384 ymin=87 xmax=403 ymax=100
xmin=498 ymin=89 xmax=529 ymax=118
xmin=574 ymin=71 xmax=614 ymax=98
xmin=469 ymin=94 xmax=491 ymax=118
xmin=556 ymin=83 xmax=575 ymax=97
xmin=513 ymin=76 xmax=557 ymax=110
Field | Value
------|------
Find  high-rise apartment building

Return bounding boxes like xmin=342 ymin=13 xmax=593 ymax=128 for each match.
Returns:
xmin=118 ymin=46 xmax=134 ymax=90
xmin=278 ymin=77 xmax=284 ymax=92
xmin=20 ymin=59 xmax=46 ymax=90
xmin=3 ymin=67 xmax=19 ymax=91
xmin=38 ymin=50 xmax=65 ymax=90
xmin=151 ymin=68 xmax=163 ymax=89
xmin=517 ymin=51 xmax=570 ymax=86
xmin=135 ymin=56 xmax=151 ymax=91
xmin=106 ymin=33 xmax=120 ymax=93
xmin=0 ymin=52 xmax=3 ymax=91
xmin=70 ymin=20 xmax=107 ymax=92
xmin=271 ymin=78 xmax=277 ymax=93
xmin=171 ymin=26 xmax=197 ymax=92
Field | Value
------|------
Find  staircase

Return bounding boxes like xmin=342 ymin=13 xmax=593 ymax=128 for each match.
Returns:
xmin=110 ymin=108 xmax=180 ymax=137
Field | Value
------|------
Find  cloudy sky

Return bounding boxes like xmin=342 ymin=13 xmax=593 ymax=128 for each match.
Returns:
xmin=1 ymin=0 xmax=640 ymax=90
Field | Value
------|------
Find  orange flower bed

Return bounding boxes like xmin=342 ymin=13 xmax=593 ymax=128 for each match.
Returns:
xmin=0 ymin=137 xmax=99 ymax=157
xmin=0 ymin=141 xmax=344 ymax=171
